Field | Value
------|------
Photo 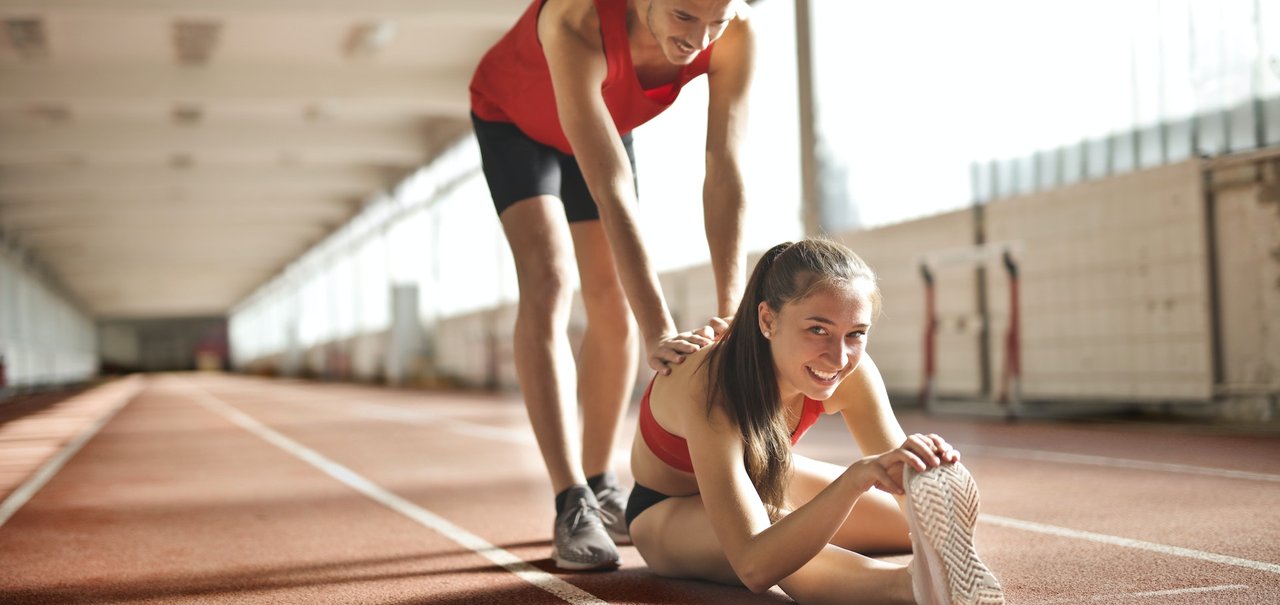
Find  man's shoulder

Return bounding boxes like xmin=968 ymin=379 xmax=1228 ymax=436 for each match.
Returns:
xmin=539 ymin=0 xmax=604 ymax=46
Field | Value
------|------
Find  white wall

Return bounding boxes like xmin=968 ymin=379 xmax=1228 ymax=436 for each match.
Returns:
xmin=1213 ymin=161 xmax=1280 ymax=395
xmin=0 ymin=243 xmax=97 ymax=388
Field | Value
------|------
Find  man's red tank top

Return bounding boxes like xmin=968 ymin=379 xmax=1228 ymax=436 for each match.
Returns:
xmin=469 ymin=0 xmax=715 ymax=156
xmin=639 ymin=377 xmax=825 ymax=474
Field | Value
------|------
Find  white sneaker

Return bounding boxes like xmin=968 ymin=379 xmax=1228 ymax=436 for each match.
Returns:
xmin=905 ymin=463 xmax=1004 ymax=605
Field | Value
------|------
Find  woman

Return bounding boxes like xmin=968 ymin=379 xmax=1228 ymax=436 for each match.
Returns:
xmin=626 ymin=239 xmax=1005 ymax=604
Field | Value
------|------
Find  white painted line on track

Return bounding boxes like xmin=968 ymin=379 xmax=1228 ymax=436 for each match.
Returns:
xmin=350 ymin=402 xmax=537 ymax=446
xmin=182 ymin=382 xmax=609 ymax=605
xmin=228 ymin=387 xmax=541 ymax=447
xmin=0 ymin=376 xmax=145 ymax=529
xmin=1025 ymin=583 xmax=1249 ymax=604
xmin=982 ymin=514 xmax=1280 ymax=575
xmin=959 ymin=444 xmax=1280 ymax=483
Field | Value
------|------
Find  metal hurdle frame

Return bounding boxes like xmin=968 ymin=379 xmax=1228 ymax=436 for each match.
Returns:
xmin=918 ymin=241 xmax=1024 ymax=418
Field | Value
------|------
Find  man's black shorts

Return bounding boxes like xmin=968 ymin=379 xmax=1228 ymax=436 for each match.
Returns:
xmin=470 ymin=112 xmax=637 ymax=223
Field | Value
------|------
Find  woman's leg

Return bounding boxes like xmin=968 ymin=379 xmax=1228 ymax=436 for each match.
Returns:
xmin=629 ymin=494 xmax=915 ymax=604
xmin=789 ymin=454 xmax=912 ymax=554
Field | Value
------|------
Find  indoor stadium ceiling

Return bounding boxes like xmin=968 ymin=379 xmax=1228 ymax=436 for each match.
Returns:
xmin=0 ymin=0 xmax=523 ymax=318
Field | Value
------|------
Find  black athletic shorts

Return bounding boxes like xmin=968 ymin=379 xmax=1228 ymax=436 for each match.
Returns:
xmin=470 ymin=112 xmax=637 ymax=223
xmin=625 ymin=482 xmax=672 ymax=530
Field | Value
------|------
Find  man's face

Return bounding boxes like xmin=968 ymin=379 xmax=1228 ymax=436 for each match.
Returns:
xmin=646 ymin=0 xmax=737 ymax=65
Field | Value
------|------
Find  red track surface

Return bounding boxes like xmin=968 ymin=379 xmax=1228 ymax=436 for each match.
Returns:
xmin=1 ymin=374 xmax=1277 ymax=604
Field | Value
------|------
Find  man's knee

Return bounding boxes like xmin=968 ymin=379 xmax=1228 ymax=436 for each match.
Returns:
xmin=581 ymin=291 xmax=635 ymax=341
xmin=580 ymin=277 xmax=631 ymax=316
xmin=518 ymin=268 xmax=574 ymax=315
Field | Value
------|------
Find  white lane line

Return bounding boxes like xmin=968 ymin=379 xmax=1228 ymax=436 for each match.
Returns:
xmin=343 ymin=400 xmax=636 ymax=466
xmin=1025 ymin=583 xmax=1249 ymax=604
xmin=351 ymin=402 xmax=536 ymax=446
xmin=182 ymin=383 xmax=608 ymax=605
xmin=982 ymin=514 xmax=1280 ymax=575
xmin=0 ymin=376 xmax=144 ymax=529
xmin=959 ymin=444 xmax=1280 ymax=483
xmin=229 ymin=387 xmax=540 ymax=447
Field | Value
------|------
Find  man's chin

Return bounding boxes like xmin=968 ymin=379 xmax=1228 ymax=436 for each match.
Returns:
xmin=666 ymin=51 xmax=698 ymax=65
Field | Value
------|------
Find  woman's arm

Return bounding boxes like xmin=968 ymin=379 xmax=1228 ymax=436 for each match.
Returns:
xmin=833 ymin=354 xmax=958 ymax=462
xmin=680 ymin=384 xmax=924 ymax=593
xmin=829 ymin=354 xmax=961 ymax=515
xmin=832 ymin=354 xmax=909 ymax=456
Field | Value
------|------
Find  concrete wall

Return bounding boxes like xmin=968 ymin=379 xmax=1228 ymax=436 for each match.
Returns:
xmin=840 ymin=209 xmax=977 ymax=399
xmin=1212 ymin=158 xmax=1280 ymax=401
xmin=98 ymin=317 xmax=227 ymax=373
xmin=984 ymin=161 xmax=1213 ymax=401
xmin=415 ymin=156 xmax=1278 ymax=415
xmin=235 ymin=152 xmax=1280 ymax=418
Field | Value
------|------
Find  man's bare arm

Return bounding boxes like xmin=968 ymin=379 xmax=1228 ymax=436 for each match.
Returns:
xmin=540 ymin=0 xmax=697 ymax=372
xmin=703 ymin=15 xmax=756 ymax=318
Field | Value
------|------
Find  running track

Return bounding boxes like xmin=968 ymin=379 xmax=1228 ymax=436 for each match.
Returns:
xmin=1 ymin=374 xmax=1277 ymax=604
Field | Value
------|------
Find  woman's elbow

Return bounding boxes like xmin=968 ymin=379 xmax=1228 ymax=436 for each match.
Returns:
xmin=736 ymin=562 xmax=777 ymax=594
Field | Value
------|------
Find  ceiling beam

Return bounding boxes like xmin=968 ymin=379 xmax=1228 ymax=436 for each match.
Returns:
xmin=86 ymin=295 xmax=250 ymax=318
xmin=22 ymin=222 xmax=330 ymax=244
xmin=0 ymin=120 xmax=429 ymax=162
xmin=0 ymin=191 xmax=362 ymax=208
xmin=0 ymin=164 xmax=393 ymax=196
xmin=1 ymin=208 xmax=353 ymax=233
xmin=0 ymin=196 xmax=354 ymax=217
xmin=52 ymin=256 xmax=307 ymax=274
xmin=0 ymin=64 xmax=471 ymax=114
xmin=0 ymin=0 xmax=525 ymax=25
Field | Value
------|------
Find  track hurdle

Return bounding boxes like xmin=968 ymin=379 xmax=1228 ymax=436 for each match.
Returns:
xmin=918 ymin=242 xmax=1023 ymax=417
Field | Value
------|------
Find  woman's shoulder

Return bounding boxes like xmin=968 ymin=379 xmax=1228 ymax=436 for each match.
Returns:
xmin=662 ymin=341 xmax=717 ymax=390
xmin=649 ymin=343 xmax=721 ymax=425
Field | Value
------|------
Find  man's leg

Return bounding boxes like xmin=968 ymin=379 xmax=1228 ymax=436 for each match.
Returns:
xmin=569 ymin=220 xmax=639 ymax=542
xmin=499 ymin=196 xmax=619 ymax=569
xmin=569 ymin=220 xmax=638 ymax=478
xmin=500 ymin=195 xmax=582 ymax=492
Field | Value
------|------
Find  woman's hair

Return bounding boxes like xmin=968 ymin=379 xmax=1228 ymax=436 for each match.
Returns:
xmin=704 ymin=238 xmax=879 ymax=518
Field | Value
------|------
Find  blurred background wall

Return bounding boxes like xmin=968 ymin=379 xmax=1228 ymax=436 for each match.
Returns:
xmin=2 ymin=0 xmax=1275 ymax=419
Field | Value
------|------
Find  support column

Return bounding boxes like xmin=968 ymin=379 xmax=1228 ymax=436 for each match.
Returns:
xmin=794 ymin=0 xmax=823 ymax=237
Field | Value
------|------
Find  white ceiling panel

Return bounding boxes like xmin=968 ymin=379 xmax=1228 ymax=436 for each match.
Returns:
xmin=0 ymin=0 xmax=524 ymax=318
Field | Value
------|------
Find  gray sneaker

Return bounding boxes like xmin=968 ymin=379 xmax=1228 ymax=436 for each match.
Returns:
xmin=552 ymin=486 xmax=620 ymax=571
xmin=594 ymin=483 xmax=631 ymax=544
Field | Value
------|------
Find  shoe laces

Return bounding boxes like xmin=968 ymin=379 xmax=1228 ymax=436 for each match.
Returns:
xmin=566 ymin=497 xmax=617 ymax=534
xmin=595 ymin=484 xmax=624 ymax=507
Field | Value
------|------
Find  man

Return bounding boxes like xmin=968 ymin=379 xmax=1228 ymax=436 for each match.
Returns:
xmin=469 ymin=0 xmax=754 ymax=570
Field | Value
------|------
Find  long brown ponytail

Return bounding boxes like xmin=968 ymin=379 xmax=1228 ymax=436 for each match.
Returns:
xmin=704 ymin=239 xmax=879 ymax=518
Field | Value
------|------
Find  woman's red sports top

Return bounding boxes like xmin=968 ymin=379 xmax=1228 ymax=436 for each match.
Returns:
xmin=639 ymin=377 xmax=825 ymax=474
xmin=469 ymin=0 xmax=715 ymax=156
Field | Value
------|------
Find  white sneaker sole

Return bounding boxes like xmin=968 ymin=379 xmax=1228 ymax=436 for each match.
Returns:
xmin=905 ymin=463 xmax=1005 ymax=605
xmin=551 ymin=545 xmax=620 ymax=571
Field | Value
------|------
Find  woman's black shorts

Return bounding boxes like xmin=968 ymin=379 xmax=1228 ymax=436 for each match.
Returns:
xmin=470 ymin=112 xmax=637 ymax=223
xmin=625 ymin=482 xmax=672 ymax=530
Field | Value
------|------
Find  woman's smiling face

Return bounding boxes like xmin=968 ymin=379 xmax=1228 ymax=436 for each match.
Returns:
xmin=758 ymin=278 xmax=875 ymax=402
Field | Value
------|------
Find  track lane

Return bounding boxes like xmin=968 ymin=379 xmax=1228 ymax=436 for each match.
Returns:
xmin=0 ymin=377 xmax=567 ymax=605
xmin=186 ymin=374 xmax=796 ymax=605
xmin=3 ymin=373 xmax=1278 ymax=604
